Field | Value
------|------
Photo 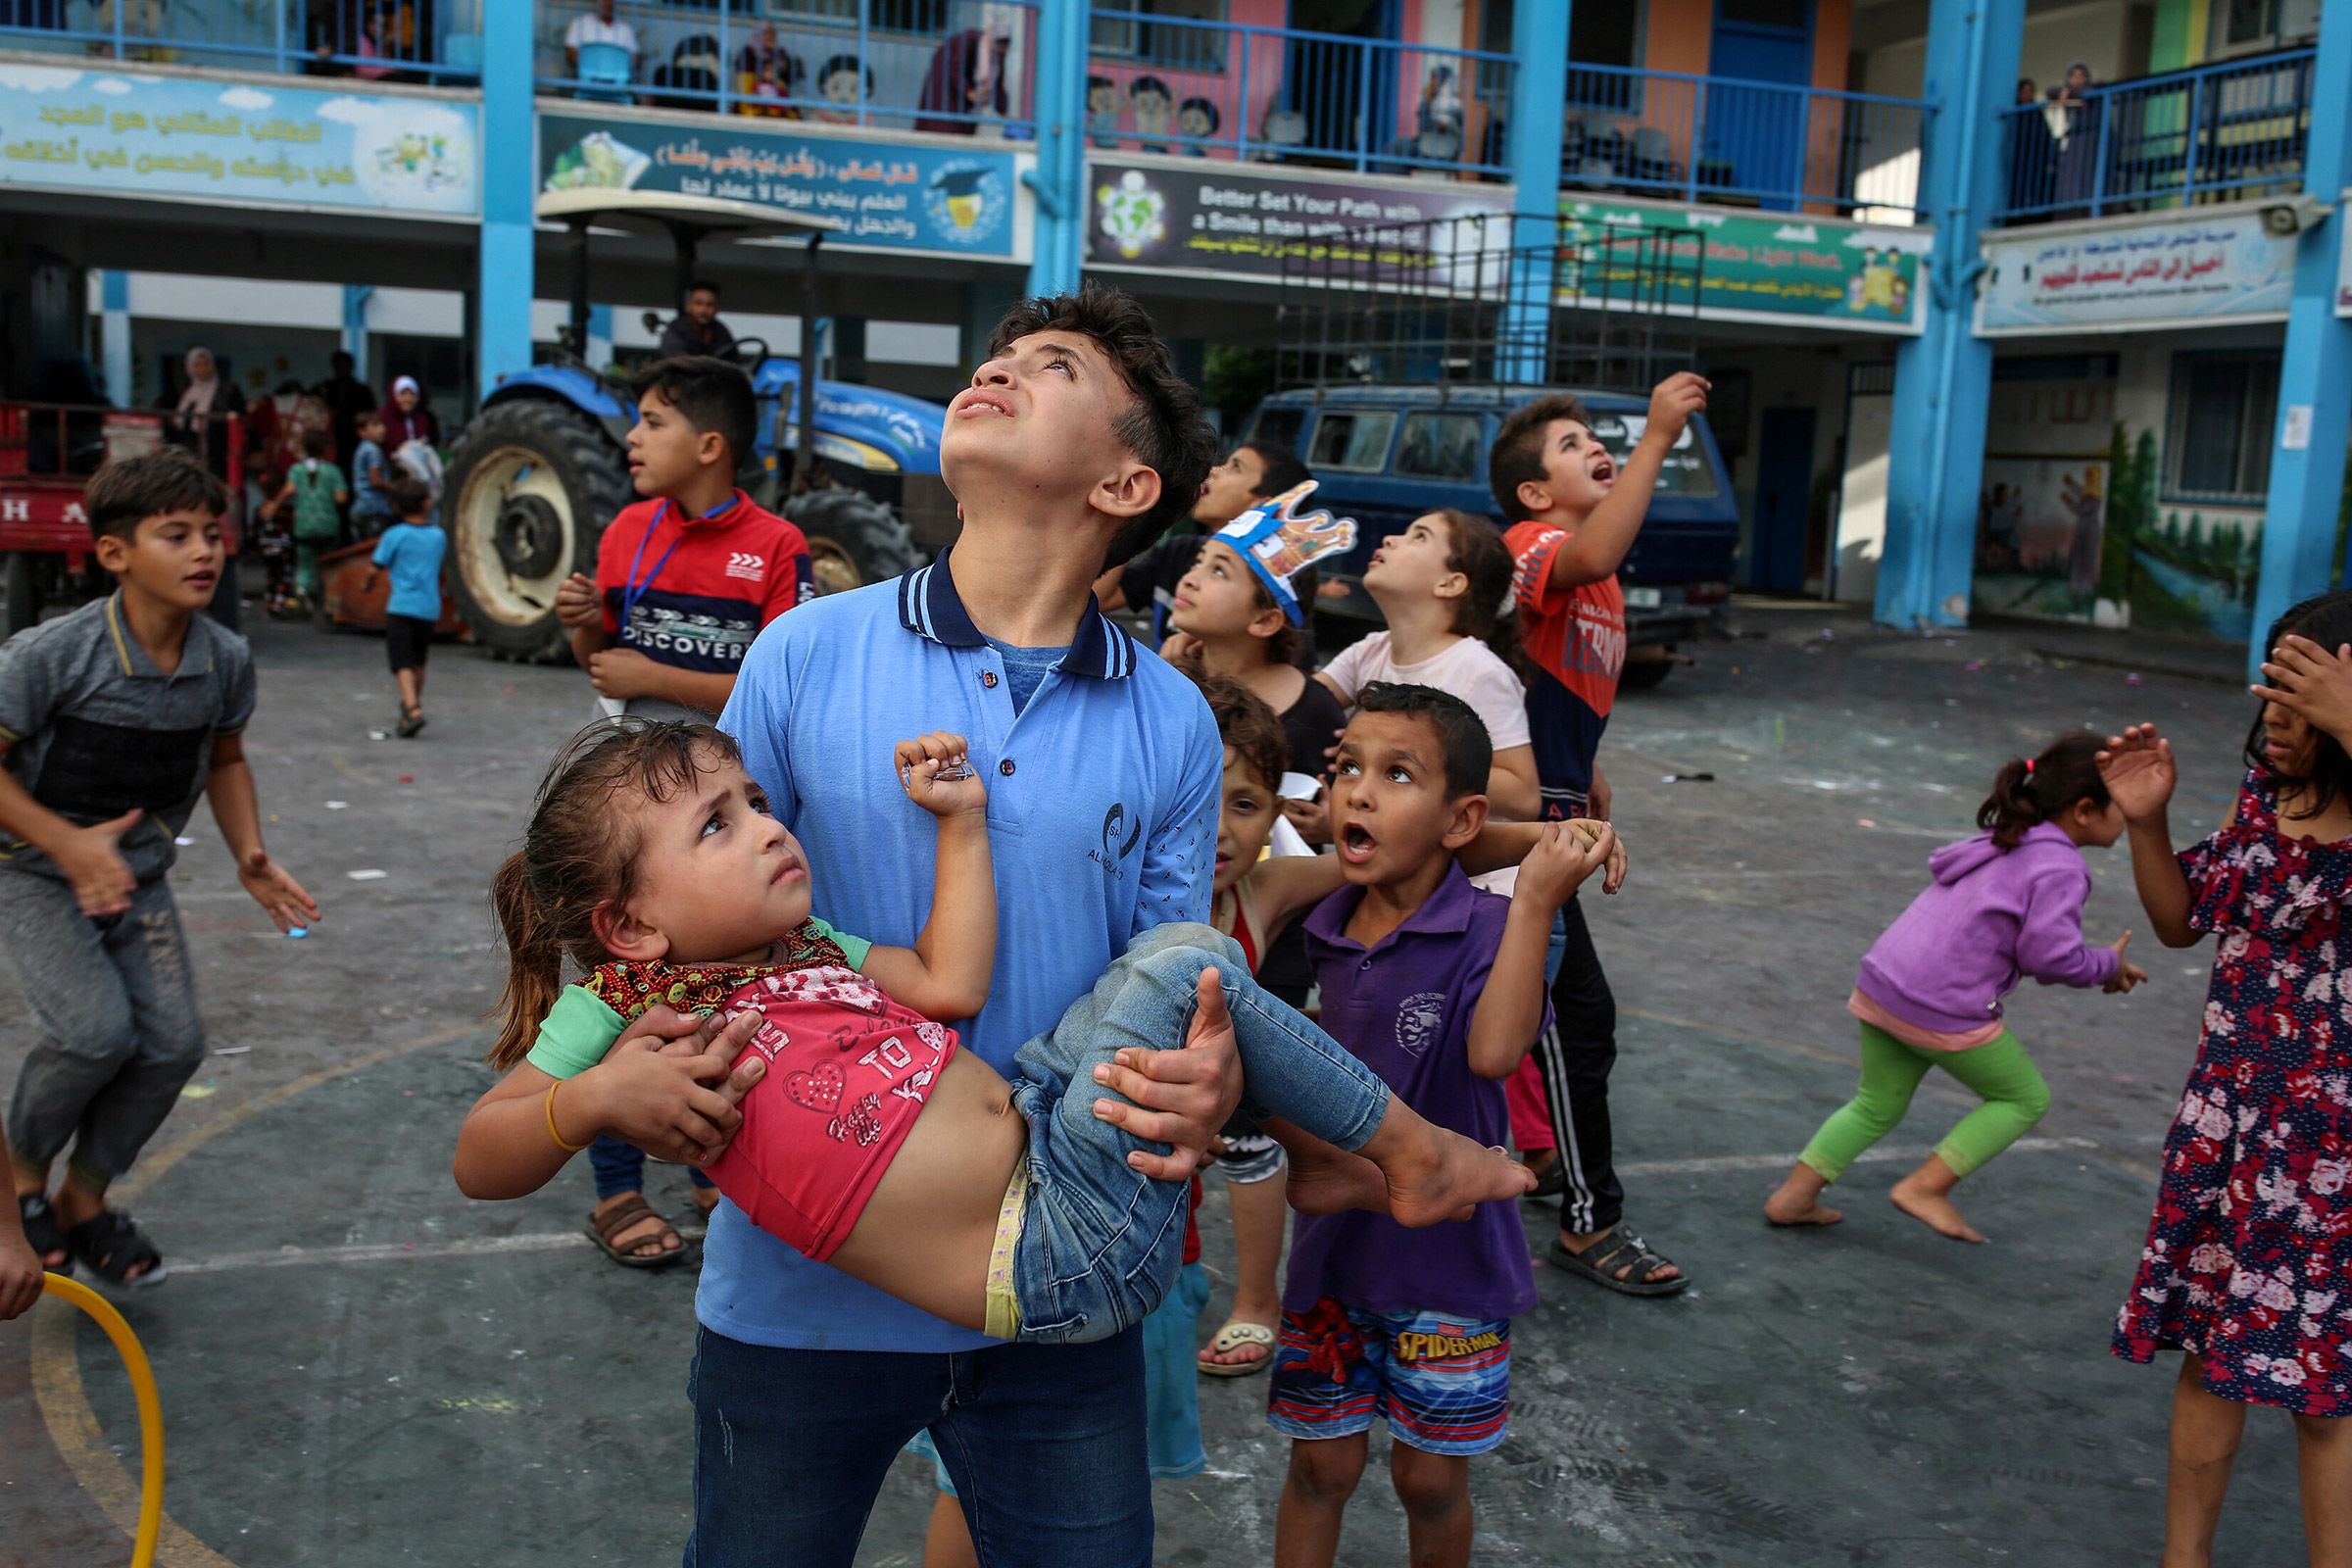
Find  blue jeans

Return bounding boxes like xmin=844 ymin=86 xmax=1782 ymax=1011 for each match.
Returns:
xmin=683 ymin=1322 xmax=1152 ymax=1568
xmin=588 ymin=1134 xmax=713 ymax=1201
xmin=1007 ymin=921 xmax=1390 ymax=1344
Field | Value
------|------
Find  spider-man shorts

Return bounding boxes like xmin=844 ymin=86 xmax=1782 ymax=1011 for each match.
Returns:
xmin=1266 ymin=1298 xmax=1513 ymax=1455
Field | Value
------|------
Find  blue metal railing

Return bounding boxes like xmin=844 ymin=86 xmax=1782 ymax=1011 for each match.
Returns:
xmin=533 ymin=1 xmax=1038 ymax=133
xmin=1557 ymin=63 xmax=1931 ymax=216
xmin=0 ymin=0 xmax=473 ymax=83
xmin=1995 ymin=48 xmax=2316 ymax=222
xmin=1085 ymin=10 xmax=1514 ymax=177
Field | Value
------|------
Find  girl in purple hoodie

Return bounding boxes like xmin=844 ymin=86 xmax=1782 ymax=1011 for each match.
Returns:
xmin=1764 ymin=734 xmax=2143 ymax=1242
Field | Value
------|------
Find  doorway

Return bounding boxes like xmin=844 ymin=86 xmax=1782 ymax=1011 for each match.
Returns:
xmin=1705 ymin=0 xmax=1813 ymax=207
xmin=1749 ymin=405 xmax=1816 ymax=594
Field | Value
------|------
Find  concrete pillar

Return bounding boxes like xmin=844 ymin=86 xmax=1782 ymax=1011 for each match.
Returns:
xmin=99 ymin=270 xmax=131 ymax=407
xmin=1874 ymin=0 xmax=2025 ymax=630
xmin=1023 ymin=0 xmax=1086 ymax=297
xmin=2248 ymin=4 xmax=2352 ymax=673
xmin=341 ymin=284 xmax=371 ymax=379
xmin=1500 ymin=1 xmax=1569 ymax=383
xmin=474 ymin=0 xmax=535 ymax=396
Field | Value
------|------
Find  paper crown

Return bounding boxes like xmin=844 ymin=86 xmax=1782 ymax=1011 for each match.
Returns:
xmin=1212 ymin=480 xmax=1358 ymax=625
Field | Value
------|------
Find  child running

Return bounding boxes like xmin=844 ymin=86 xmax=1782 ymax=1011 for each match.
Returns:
xmin=361 ymin=473 xmax=445 ymax=738
xmin=1763 ymin=733 xmax=2143 ymax=1242
xmin=454 ymin=718 xmax=1567 ymax=1343
xmin=2105 ymin=589 xmax=2352 ymax=1562
xmin=1271 ymin=684 xmax=1587 ymax=1568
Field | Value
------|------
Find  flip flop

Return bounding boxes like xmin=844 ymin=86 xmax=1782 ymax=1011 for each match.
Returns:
xmin=1198 ymin=1320 xmax=1277 ymax=1378
xmin=1544 ymin=1224 xmax=1688 ymax=1298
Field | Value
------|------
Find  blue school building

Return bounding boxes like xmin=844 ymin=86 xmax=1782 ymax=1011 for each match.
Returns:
xmin=0 ymin=0 xmax=2342 ymax=671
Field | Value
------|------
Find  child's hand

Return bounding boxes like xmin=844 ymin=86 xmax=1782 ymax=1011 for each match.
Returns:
xmin=1644 ymin=372 xmax=1710 ymax=446
xmin=2253 ymin=635 xmax=2352 ymax=747
xmin=555 ymin=571 xmax=603 ymax=630
xmin=2097 ymin=724 xmax=2178 ymax=823
xmin=896 ymin=731 xmax=987 ymax=817
xmin=1158 ymin=632 xmax=1203 ymax=666
xmin=1515 ymin=819 xmax=1615 ymax=910
xmin=237 ymin=847 xmax=319 ymax=932
xmin=57 ymin=809 xmax=141 ymax=918
xmin=1563 ymin=817 xmax=1628 ymax=895
xmin=2103 ymin=930 xmax=2148 ymax=994
xmin=0 ymin=1218 xmax=39 ymax=1322
xmin=585 ymin=648 xmax=660 ymax=701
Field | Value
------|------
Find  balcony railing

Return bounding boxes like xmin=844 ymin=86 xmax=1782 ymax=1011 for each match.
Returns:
xmin=1995 ymin=48 xmax=2316 ymax=223
xmin=533 ymin=0 xmax=1037 ymax=134
xmin=1556 ymin=64 xmax=1930 ymax=218
xmin=0 ymin=0 xmax=474 ymax=84
xmin=1085 ymin=10 xmax=1514 ymax=177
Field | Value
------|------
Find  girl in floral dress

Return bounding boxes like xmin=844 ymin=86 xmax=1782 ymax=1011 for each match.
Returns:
xmin=2106 ymin=590 xmax=2352 ymax=1566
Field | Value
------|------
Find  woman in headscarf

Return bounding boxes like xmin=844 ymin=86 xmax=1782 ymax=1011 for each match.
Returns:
xmin=914 ymin=29 xmax=1008 ymax=134
xmin=377 ymin=375 xmax=439 ymax=451
xmin=159 ymin=346 xmax=248 ymax=480
xmin=2051 ymin=62 xmax=2103 ymax=217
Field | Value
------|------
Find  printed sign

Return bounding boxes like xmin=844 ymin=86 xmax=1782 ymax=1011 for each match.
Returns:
xmin=1085 ymin=156 xmax=1504 ymax=280
xmin=0 ymin=63 xmax=477 ymax=218
xmin=539 ymin=112 xmax=1021 ymax=260
xmin=1556 ymin=196 xmax=1930 ymax=334
xmin=1978 ymin=210 xmax=2295 ymax=334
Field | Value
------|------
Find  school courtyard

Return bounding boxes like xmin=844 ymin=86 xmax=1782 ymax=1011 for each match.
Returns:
xmin=0 ymin=605 xmax=2307 ymax=1567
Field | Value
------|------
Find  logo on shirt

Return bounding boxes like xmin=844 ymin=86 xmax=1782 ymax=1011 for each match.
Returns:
xmin=724 ymin=552 xmax=766 ymax=582
xmin=1087 ymin=802 xmax=1144 ymax=876
xmin=1395 ymin=991 xmax=1446 ymax=1057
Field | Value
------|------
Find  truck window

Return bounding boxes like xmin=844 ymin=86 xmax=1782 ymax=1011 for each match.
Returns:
xmin=1394 ymin=414 xmax=1482 ymax=481
xmin=1587 ymin=412 xmax=1723 ymax=498
xmin=1250 ymin=407 xmax=1305 ymax=452
xmin=1306 ymin=411 xmax=1396 ymax=473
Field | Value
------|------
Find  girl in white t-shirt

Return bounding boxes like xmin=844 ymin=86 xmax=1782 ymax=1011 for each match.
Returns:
xmin=1311 ymin=509 xmax=1541 ymax=820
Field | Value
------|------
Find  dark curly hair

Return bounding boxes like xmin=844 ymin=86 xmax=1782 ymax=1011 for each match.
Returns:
xmin=2245 ymin=589 xmax=2352 ymax=820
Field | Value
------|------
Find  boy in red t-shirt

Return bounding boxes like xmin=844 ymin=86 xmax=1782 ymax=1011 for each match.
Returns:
xmin=1487 ymin=372 xmax=1705 ymax=1298
xmin=552 ymin=353 xmax=812 ymax=1262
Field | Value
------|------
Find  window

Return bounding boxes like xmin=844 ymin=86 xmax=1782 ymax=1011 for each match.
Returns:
xmin=2209 ymin=0 xmax=2322 ymax=55
xmin=2165 ymin=350 xmax=2279 ymax=506
xmin=1090 ymin=0 xmax=1228 ymax=72
xmin=1394 ymin=413 xmax=1483 ymax=480
xmin=1250 ymin=406 xmax=1305 ymax=452
xmin=1306 ymin=411 xmax=1396 ymax=473
xmin=767 ymin=0 xmax=952 ymax=27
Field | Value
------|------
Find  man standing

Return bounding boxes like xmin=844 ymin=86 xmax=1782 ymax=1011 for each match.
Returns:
xmin=312 ymin=350 xmax=375 ymax=472
xmin=563 ymin=0 xmax=638 ymax=80
xmin=658 ymin=281 xmax=736 ymax=362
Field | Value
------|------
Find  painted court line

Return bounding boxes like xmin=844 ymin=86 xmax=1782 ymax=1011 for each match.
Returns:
xmin=156 ymin=1142 xmax=2101 ymax=1278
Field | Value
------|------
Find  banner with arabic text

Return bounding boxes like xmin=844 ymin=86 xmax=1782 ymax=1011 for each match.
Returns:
xmin=1978 ymin=210 xmax=2295 ymax=334
xmin=538 ymin=112 xmax=1021 ymax=261
xmin=0 ymin=63 xmax=476 ymax=217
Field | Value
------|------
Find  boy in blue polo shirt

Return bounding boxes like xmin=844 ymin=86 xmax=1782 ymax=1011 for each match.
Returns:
xmin=363 ymin=472 xmax=447 ymax=738
xmin=552 ymin=353 xmax=813 ymax=1265
xmin=1271 ymin=682 xmax=1604 ymax=1568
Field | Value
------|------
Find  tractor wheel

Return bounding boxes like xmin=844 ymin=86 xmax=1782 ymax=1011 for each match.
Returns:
xmin=786 ymin=488 xmax=922 ymax=599
xmin=443 ymin=399 xmax=631 ymax=664
xmin=0 ymin=553 xmax=40 ymax=638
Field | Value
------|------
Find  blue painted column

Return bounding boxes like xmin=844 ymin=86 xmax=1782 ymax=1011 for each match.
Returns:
xmin=474 ymin=0 xmax=535 ymax=397
xmin=1875 ymin=0 xmax=2024 ymax=630
xmin=2249 ymin=3 xmax=2352 ymax=673
xmin=1023 ymin=0 xmax=1086 ymax=297
xmin=585 ymin=303 xmax=613 ymax=371
xmin=341 ymin=284 xmax=371 ymax=378
xmin=98 ymin=270 xmax=131 ymax=407
xmin=1500 ymin=1 xmax=1569 ymax=382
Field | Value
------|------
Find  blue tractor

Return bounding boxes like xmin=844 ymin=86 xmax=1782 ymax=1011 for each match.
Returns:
xmin=443 ymin=191 xmax=958 ymax=662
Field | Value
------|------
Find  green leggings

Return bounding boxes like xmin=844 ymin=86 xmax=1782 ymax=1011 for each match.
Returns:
xmin=1798 ymin=1023 xmax=2050 ymax=1183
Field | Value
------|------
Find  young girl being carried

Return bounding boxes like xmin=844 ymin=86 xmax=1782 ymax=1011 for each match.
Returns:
xmin=1763 ymin=733 xmax=2143 ymax=1242
xmin=454 ymin=719 xmax=1580 ymax=1344
xmin=2106 ymin=590 xmax=2352 ymax=1563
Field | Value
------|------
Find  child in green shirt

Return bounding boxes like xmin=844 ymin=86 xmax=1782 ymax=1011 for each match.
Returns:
xmin=262 ymin=428 xmax=348 ymax=602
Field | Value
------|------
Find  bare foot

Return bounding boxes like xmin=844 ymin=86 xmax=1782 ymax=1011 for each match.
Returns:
xmin=1377 ymin=1125 xmax=1538 ymax=1228
xmin=1890 ymin=1178 xmax=1984 ymax=1243
xmin=1284 ymin=1140 xmax=1390 ymax=1216
xmin=1763 ymin=1192 xmax=1843 ymax=1227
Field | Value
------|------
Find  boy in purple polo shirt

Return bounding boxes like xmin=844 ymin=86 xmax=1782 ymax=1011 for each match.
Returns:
xmin=1270 ymin=681 xmax=1609 ymax=1568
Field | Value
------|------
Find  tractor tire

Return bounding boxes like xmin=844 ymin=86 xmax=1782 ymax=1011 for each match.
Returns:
xmin=0 ymin=552 xmax=40 ymax=639
xmin=442 ymin=399 xmax=631 ymax=664
xmin=786 ymin=488 xmax=922 ymax=599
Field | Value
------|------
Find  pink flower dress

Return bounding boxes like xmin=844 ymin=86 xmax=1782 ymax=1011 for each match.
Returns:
xmin=2112 ymin=771 xmax=2352 ymax=1414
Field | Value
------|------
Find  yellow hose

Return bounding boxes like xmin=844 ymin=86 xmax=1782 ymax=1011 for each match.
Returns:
xmin=39 ymin=1272 xmax=164 ymax=1568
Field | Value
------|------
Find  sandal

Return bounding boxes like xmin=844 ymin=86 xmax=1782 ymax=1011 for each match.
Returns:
xmin=395 ymin=707 xmax=426 ymax=738
xmin=1521 ymin=1154 xmax=1566 ymax=1200
xmin=1198 ymin=1320 xmax=1277 ymax=1378
xmin=1544 ymin=1225 xmax=1688 ymax=1298
xmin=64 ymin=1208 xmax=169 ymax=1288
xmin=585 ymin=1194 xmax=687 ymax=1269
xmin=18 ymin=1192 xmax=70 ymax=1275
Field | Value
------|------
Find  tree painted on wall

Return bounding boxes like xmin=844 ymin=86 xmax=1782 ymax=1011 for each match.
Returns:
xmin=2097 ymin=421 xmax=2159 ymax=604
